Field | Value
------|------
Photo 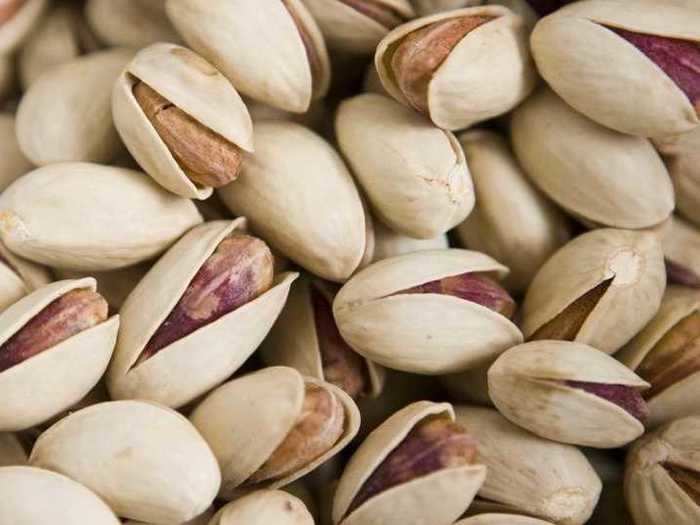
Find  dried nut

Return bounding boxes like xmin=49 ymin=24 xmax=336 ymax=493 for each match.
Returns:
xmin=488 ymin=341 xmax=650 ymax=448
xmin=108 ymin=220 xmax=297 ymax=408
xmin=454 ymin=516 xmax=556 ymax=525
xmin=372 ymin=220 xmax=449 ymax=262
xmin=86 ymin=0 xmax=180 ymax=48
xmin=0 ymin=433 xmax=26 ymax=466
xmin=217 ymin=121 xmax=368 ymax=282
xmin=510 ymin=88 xmax=674 ymax=229
xmin=658 ymin=215 xmax=700 ymax=287
xmin=0 ymin=114 xmax=31 ymax=193
xmin=456 ymin=129 xmax=571 ymax=294
xmin=336 ymin=93 xmax=474 ymax=239
xmin=333 ymin=401 xmax=486 ymax=525
xmin=166 ymin=0 xmax=330 ymax=113
xmin=522 ymin=228 xmax=666 ymax=354
xmin=113 ymin=43 xmax=254 ymax=199
xmin=375 ymin=6 xmax=536 ymax=130
xmin=211 ymin=490 xmax=314 ymax=525
xmin=0 ymin=466 xmax=120 ymax=524
xmin=189 ymin=367 xmax=359 ymax=499
xmin=531 ymin=0 xmax=700 ymax=137
xmin=0 ymin=162 xmax=202 ymax=271
xmin=0 ymin=0 xmax=47 ymax=54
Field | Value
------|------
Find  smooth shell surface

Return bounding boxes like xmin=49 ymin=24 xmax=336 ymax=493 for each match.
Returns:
xmin=86 ymin=0 xmax=180 ymax=48
xmin=210 ymin=490 xmax=314 ymax=525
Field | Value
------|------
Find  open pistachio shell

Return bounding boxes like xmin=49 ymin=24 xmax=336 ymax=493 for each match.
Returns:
xmin=522 ymin=228 xmax=666 ymax=353
xmin=124 ymin=507 xmax=214 ymax=525
xmin=30 ymin=400 xmax=221 ymax=524
xmin=0 ymin=162 xmax=202 ymax=271
xmin=455 ymin=516 xmax=555 ymax=525
xmin=372 ymin=220 xmax=449 ymax=262
xmin=0 ymin=0 xmax=47 ymax=54
xmin=0 ymin=466 xmax=120 ymax=524
xmin=658 ymin=215 xmax=700 ymax=287
xmin=510 ymin=88 xmax=674 ymax=229
xmin=531 ymin=0 xmax=700 ymax=137
xmin=210 ymin=490 xmax=315 ymax=525
xmin=0 ymin=114 xmax=30 ymax=193
xmin=336 ymin=93 xmax=474 ymax=238
xmin=86 ymin=0 xmax=180 ymax=48
xmin=0 ymin=433 xmax=26 ymax=466
xmin=166 ymin=0 xmax=330 ymax=113
xmin=113 ymin=43 xmax=254 ymax=200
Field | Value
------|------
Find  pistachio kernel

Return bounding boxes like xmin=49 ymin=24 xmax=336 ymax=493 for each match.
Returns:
xmin=666 ymin=259 xmax=700 ymax=288
xmin=0 ymin=0 xmax=24 ymax=26
xmin=565 ymin=380 xmax=649 ymax=422
xmin=281 ymin=0 xmax=323 ymax=95
xmin=340 ymin=0 xmax=407 ymax=30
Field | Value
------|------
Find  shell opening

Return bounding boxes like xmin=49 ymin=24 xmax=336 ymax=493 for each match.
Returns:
xmin=340 ymin=0 xmax=408 ymax=30
xmin=564 ymin=380 xmax=649 ymax=422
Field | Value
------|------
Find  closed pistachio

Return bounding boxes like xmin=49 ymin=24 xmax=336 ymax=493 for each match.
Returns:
xmin=86 ymin=0 xmax=180 ymax=48
xmin=0 ymin=0 xmax=47 ymax=54
xmin=0 ymin=114 xmax=30 ymax=193
xmin=455 ymin=517 xmax=555 ymax=525
xmin=0 ymin=432 xmax=26 ymax=466
xmin=211 ymin=490 xmax=314 ymax=525
xmin=371 ymin=220 xmax=448 ymax=262
xmin=658 ymin=216 xmax=700 ymax=287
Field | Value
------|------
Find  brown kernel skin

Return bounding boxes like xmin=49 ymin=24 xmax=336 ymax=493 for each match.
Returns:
xmin=340 ymin=0 xmax=406 ymax=30
xmin=0 ymin=0 xmax=24 ymax=25
xmin=565 ymin=380 xmax=649 ymax=422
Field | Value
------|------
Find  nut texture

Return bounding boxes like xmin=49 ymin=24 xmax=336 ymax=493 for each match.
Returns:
xmin=282 ymin=0 xmax=322 ymax=94
xmin=565 ymin=381 xmax=649 ymax=423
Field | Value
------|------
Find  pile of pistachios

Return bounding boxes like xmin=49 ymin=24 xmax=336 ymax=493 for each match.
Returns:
xmin=0 ymin=0 xmax=699 ymax=523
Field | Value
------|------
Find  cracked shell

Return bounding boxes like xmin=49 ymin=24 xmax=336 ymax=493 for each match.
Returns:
xmin=455 ymin=516 xmax=555 ymax=525
xmin=210 ymin=490 xmax=314 ymax=525
xmin=0 ymin=0 xmax=47 ymax=54
xmin=124 ymin=507 xmax=214 ymax=525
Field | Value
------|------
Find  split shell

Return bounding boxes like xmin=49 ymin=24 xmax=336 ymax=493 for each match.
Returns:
xmin=210 ymin=490 xmax=314 ymax=525
xmin=0 ymin=238 xmax=52 ymax=312
xmin=0 ymin=0 xmax=48 ymax=54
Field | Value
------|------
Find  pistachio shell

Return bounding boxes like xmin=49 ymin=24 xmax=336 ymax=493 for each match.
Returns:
xmin=372 ymin=220 xmax=449 ymax=262
xmin=210 ymin=490 xmax=315 ymax=525
xmin=0 ymin=433 xmax=26 ymax=466
xmin=0 ymin=114 xmax=31 ymax=193
xmin=0 ymin=240 xmax=52 ymax=313
xmin=454 ymin=516 xmax=555 ymax=525
xmin=124 ymin=507 xmax=214 ymax=525
xmin=0 ymin=0 xmax=47 ymax=54
xmin=86 ymin=0 xmax=180 ymax=48
xmin=30 ymin=400 xmax=221 ymax=524
xmin=659 ymin=215 xmax=700 ymax=286
xmin=0 ymin=162 xmax=203 ymax=271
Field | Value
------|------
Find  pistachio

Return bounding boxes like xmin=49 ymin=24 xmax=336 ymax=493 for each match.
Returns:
xmin=0 ymin=0 xmax=47 ymax=54
xmin=125 ymin=508 xmax=214 ymax=525
xmin=211 ymin=490 xmax=315 ymax=525
xmin=454 ymin=516 xmax=556 ymax=525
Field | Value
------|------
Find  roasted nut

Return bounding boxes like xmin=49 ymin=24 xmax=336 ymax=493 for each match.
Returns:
xmin=0 ymin=0 xmax=47 ymax=54
xmin=211 ymin=490 xmax=314 ymax=525
xmin=86 ymin=0 xmax=180 ymax=48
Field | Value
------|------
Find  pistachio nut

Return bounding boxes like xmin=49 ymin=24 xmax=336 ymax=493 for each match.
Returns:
xmin=166 ymin=0 xmax=331 ymax=113
xmin=0 ymin=466 xmax=120 ymax=524
xmin=375 ymin=6 xmax=536 ymax=130
xmin=531 ymin=0 xmax=700 ymax=137
xmin=441 ymin=362 xmax=493 ymax=406
xmin=336 ymin=93 xmax=474 ymax=238
xmin=658 ymin=215 xmax=700 ymax=287
xmin=333 ymin=401 xmax=486 ymax=525
xmin=210 ymin=490 xmax=315 ymax=525
xmin=0 ymin=0 xmax=47 ymax=54
xmin=218 ymin=121 xmax=367 ymax=282
xmin=488 ymin=341 xmax=650 ymax=448
xmin=30 ymin=400 xmax=221 ymax=524
xmin=522 ymin=228 xmax=666 ymax=353
xmin=0 ymin=53 xmax=15 ymax=100
xmin=124 ymin=507 xmax=214 ymax=525
xmin=510 ymin=88 xmax=674 ymax=229
xmin=0 ymin=114 xmax=30 ymax=193
xmin=455 ymin=516 xmax=555 ymax=525
xmin=333 ymin=249 xmax=522 ymax=374
xmin=0 ymin=239 xmax=51 ymax=313
xmin=0 ymin=162 xmax=202 ymax=271
xmin=86 ymin=0 xmax=180 ymax=48
xmin=454 ymin=405 xmax=601 ymax=525
xmin=113 ymin=43 xmax=254 ymax=200
xmin=486 ymin=0 xmax=538 ymax=27
xmin=190 ymin=366 xmax=360 ymax=499
xmin=456 ymin=129 xmax=571 ymax=294
xmin=0 ymin=432 xmax=26 ymax=466
xmin=371 ymin=220 xmax=448 ymax=262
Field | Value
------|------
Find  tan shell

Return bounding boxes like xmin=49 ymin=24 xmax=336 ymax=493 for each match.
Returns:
xmin=189 ymin=366 xmax=360 ymax=499
xmin=333 ymin=249 xmax=523 ymax=374
xmin=522 ymin=228 xmax=666 ymax=353
xmin=0 ymin=0 xmax=48 ymax=54
xmin=658 ymin=215 xmax=700 ymax=284
xmin=333 ymin=401 xmax=486 ymax=525
xmin=30 ymin=400 xmax=221 ymax=524
xmin=0 ymin=162 xmax=203 ymax=271
xmin=0 ymin=433 xmax=27 ymax=466
xmin=0 ymin=466 xmax=120 ymax=524
xmin=488 ymin=340 xmax=649 ymax=448
xmin=510 ymin=88 xmax=674 ymax=229
xmin=531 ymin=0 xmax=700 ymax=137
xmin=454 ymin=516 xmax=555 ymax=525
xmin=218 ymin=121 xmax=367 ymax=282
xmin=0 ymin=114 xmax=31 ymax=194
xmin=372 ymin=220 xmax=449 ymax=262
xmin=454 ymin=405 xmax=602 ymax=525
xmin=375 ymin=6 xmax=536 ymax=130
xmin=124 ymin=507 xmax=214 ymax=525
xmin=336 ymin=93 xmax=474 ymax=238
xmin=113 ymin=43 xmax=254 ymax=200
xmin=86 ymin=0 xmax=180 ymax=48
xmin=0 ymin=278 xmax=118 ymax=431
xmin=166 ymin=0 xmax=331 ymax=113
xmin=210 ymin=490 xmax=315 ymax=525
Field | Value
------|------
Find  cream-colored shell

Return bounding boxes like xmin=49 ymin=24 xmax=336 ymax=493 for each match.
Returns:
xmin=333 ymin=401 xmax=486 ymax=525
xmin=0 ymin=114 xmax=31 ymax=194
xmin=166 ymin=0 xmax=330 ymax=113
xmin=0 ymin=162 xmax=202 ymax=271
xmin=658 ymin=215 xmax=700 ymax=283
xmin=454 ymin=516 xmax=555 ymax=525
xmin=531 ymin=0 xmax=700 ymax=137
xmin=522 ymin=228 xmax=666 ymax=353
xmin=86 ymin=0 xmax=180 ymax=48
xmin=0 ymin=433 xmax=26 ymax=466
xmin=0 ymin=0 xmax=47 ymax=54
xmin=336 ymin=93 xmax=474 ymax=238
xmin=333 ymin=249 xmax=523 ymax=374
xmin=655 ymin=127 xmax=700 ymax=227
xmin=375 ymin=6 xmax=536 ymax=130
xmin=487 ymin=0 xmax=538 ymax=28
xmin=190 ymin=367 xmax=360 ymax=499
xmin=456 ymin=129 xmax=570 ymax=293
xmin=488 ymin=341 xmax=649 ymax=448
xmin=124 ymin=507 xmax=214 ymax=525
xmin=0 ymin=466 xmax=120 ymax=524
xmin=372 ymin=220 xmax=449 ymax=262
xmin=108 ymin=220 xmax=297 ymax=408
xmin=454 ymin=405 xmax=601 ymax=525
xmin=210 ymin=490 xmax=314 ymax=525
xmin=0 ymin=278 xmax=118 ymax=431
xmin=510 ymin=88 xmax=674 ymax=229
xmin=30 ymin=400 xmax=221 ymax=524
xmin=218 ymin=121 xmax=367 ymax=282
xmin=15 ymin=48 xmax=132 ymax=166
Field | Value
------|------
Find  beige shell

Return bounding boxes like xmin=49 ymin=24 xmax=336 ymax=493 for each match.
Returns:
xmin=333 ymin=401 xmax=486 ymax=525
xmin=0 ymin=162 xmax=203 ymax=271
xmin=488 ymin=340 xmax=649 ymax=448
xmin=372 ymin=220 xmax=449 ymax=262
xmin=414 ymin=0 xmax=481 ymax=16
xmin=336 ymin=93 xmax=474 ymax=238
xmin=113 ymin=43 xmax=254 ymax=200
xmin=15 ymin=48 xmax=132 ymax=166
xmin=375 ymin=6 xmax=536 ymax=130
xmin=30 ymin=400 xmax=221 ymax=524
xmin=510 ymin=88 xmax=674 ymax=229
xmin=0 ymin=114 xmax=31 ymax=194
xmin=0 ymin=278 xmax=118 ymax=431
xmin=658 ymin=215 xmax=700 ymax=285
xmin=124 ymin=507 xmax=214 ymax=525
xmin=454 ymin=516 xmax=555 ymax=525
xmin=108 ymin=220 xmax=297 ymax=408
xmin=210 ymin=490 xmax=315 ymax=525
xmin=0 ymin=433 xmax=26 ymax=466
xmin=190 ymin=366 xmax=360 ymax=499
xmin=218 ymin=121 xmax=367 ymax=282
xmin=0 ymin=466 xmax=120 ymax=524
xmin=454 ymin=405 xmax=602 ymax=525
xmin=0 ymin=0 xmax=48 ymax=54
xmin=456 ymin=129 xmax=571 ymax=293
xmin=166 ymin=0 xmax=330 ymax=113
xmin=333 ymin=249 xmax=523 ymax=374
xmin=522 ymin=228 xmax=666 ymax=353
xmin=86 ymin=0 xmax=180 ymax=48
xmin=531 ymin=0 xmax=700 ymax=137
